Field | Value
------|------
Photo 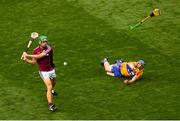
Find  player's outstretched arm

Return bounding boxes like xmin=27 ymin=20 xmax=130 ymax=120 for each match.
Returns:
xmin=23 ymin=57 xmax=37 ymax=65
xmin=124 ymin=75 xmax=138 ymax=85
xmin=124 ymin=69 xmax=143 ymax=85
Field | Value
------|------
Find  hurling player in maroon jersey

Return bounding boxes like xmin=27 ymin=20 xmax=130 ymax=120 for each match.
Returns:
xmin=22 ymin=35 xmax=57 ymax=112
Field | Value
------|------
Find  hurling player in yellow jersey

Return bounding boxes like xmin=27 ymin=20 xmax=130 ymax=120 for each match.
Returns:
xmin=101 ymin=58 xmax=145 ymax=85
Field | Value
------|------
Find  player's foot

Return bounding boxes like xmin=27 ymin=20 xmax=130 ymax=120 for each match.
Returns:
xmin=48 ymin=103 xmax=57 ymax=112
xmin=101 ymin=58 xmax=108 ymax=66
xmin=51 ymin=90 xmax=58 ymax=96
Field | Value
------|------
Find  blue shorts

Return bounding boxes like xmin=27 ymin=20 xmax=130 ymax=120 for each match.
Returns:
xmin=111 ymin=64 xmax=122 ymax=78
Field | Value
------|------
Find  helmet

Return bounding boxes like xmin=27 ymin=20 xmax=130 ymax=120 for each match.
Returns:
xmin=39 ymin=35 xmax=48 ymax=42
xmin=138 ymin=60 xmax=145 ymax=66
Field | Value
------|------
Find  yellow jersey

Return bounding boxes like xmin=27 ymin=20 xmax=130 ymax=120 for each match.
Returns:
xmin=120 ymin=62 xmax=143 ymax=78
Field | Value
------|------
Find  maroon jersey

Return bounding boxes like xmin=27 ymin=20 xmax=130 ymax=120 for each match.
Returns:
xmin=33 ymin=45 xmax=55 ymax=71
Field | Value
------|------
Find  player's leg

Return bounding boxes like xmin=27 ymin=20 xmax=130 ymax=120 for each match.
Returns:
xmin=101 ymin=58 xmax=113 ymax=72
xmin=107 ymin=72 xmax=115 ymax=76
xmin=101 ymin=58 xmax=122 ymax=78
xmin=104 ymin=62 xmax=113 ymax=72
xmin=39 ymin=71 xmax=57 ymax=111
xmin=51 ymin=78 xmax=56 ymax=87
xmin=49 ymin=69 xmax=58 ymax=96
xmin=43 ymin=78 xmax=57 ymax=111
xmin=43 ymin=78 xmax=53 ymax=103
xmin=50 ymin=78 xmax=58 ymax=96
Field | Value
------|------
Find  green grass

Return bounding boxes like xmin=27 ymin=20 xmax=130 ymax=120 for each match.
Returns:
xmin=0 ymin=0 xmax=180 ymax=119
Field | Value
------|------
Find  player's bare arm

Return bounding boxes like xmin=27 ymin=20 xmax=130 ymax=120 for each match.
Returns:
xmin=24 ymin=57 xmax=37 ymax=65
xmin=25 ymin=51 xmax=47 ymax=59
xmin=124 ymin=68 xmax=143 ymax=85
xmin=124 ymin=75 xmax=139 ymax=85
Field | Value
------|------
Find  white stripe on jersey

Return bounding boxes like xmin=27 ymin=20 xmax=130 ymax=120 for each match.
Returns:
xmin=44 ymin=45 xmax=52 ymax=54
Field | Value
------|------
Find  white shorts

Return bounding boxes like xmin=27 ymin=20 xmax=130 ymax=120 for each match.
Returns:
xmin=39 ymin=69 xmax=56 ymax=80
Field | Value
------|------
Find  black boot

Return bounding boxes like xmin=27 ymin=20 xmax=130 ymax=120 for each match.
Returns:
xmin=48 ymin=103 xmax=57 ymax=112
xmin=101 ymin=58 xmax=108 ymax=66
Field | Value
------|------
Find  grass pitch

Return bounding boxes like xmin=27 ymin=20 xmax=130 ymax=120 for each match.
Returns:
xmin=0 ymin=0 xmax=179 ymax=119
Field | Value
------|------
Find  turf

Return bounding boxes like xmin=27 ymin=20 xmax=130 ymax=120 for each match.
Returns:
xmin=0 ymin=0 xmax=180 ymax=119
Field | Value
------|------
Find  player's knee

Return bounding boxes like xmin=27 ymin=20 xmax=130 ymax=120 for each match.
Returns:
xmin=47 ymin=85 xmax=52 ymax=91
xmin=45 ymin=80 xmax=53 ymax=90
xmin=47 ymin=82 xmax=52 ymax=88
